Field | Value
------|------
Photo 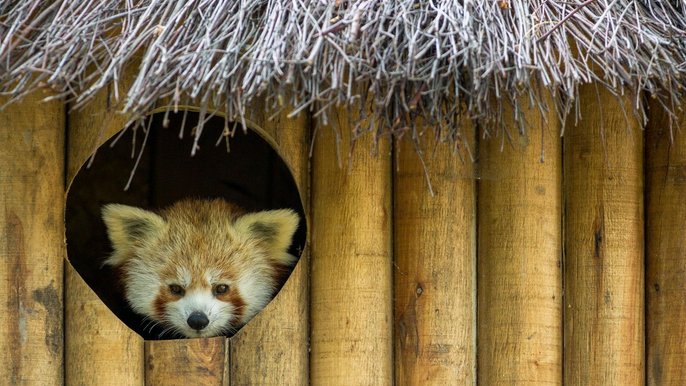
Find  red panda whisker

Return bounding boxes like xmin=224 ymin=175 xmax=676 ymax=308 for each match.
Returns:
xmin=160 ymin=324 xmax=183 ymax=339
xmin=141 ymin=316 xmax=160 ymax=330
xmin=139 ymin=316 xmax=165 ymax=334
xmin=219 ymin=325 xmax=238 ymax=336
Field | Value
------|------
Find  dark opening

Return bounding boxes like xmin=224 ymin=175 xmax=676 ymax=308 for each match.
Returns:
xmin=65 ymin=112 xmax=306 ymax=340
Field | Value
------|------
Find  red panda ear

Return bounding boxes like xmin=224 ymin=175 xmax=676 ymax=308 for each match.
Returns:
xmin=101 ymin=204 xmax=167 ymax=266
xmin=234 ymin=209 xmax=299 ymax=263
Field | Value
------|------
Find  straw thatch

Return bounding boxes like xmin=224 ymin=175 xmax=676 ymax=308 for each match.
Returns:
xmin=0 ymin=1 xmax=685 ymax=145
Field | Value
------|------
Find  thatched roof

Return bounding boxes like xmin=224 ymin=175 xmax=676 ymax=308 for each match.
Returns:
xmin=1 ymin=1 xmax=685 ymax=142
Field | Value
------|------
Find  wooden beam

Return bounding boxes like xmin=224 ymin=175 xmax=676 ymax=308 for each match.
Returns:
xmin=563 ymin=85 xmax=644 ymax=384
xmin=311 ymin=108 xmax=393 ymax=384
xmin=0 ymin=90 xmax=65 ymax=384
xmin=646 ymin=99 xmax=686 ymax=385
xmin=145 ymin=338 xmax=227 ymax=385
xmin=478 ymin=94 xmax=563 ymax=385
xmin=394 ymin=122 xmax=477 ymax=384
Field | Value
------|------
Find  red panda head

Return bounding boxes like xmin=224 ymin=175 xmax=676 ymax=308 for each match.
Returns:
xmin=101 ymin=199 xmax=299 ymax=338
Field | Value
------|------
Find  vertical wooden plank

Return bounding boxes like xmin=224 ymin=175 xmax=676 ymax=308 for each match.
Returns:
xmin=145 ymin=338 xmax=227 ymax=385
xmin=646 ymin=100 xmax=686 ymax=385
xmin=229 ymin=103 xmax=310 ymax=385
xmin=0 ymin=91 xmax=65 ymax=385
xmin=66 ymin=73 xmax=145 ymax=385
xmin=65 ymin=269 xmax=145 ymax=386
xmin=564 ymin=86 xmax=644 ymax=384
xmin=311 ymin=108 xmax=393 ymax=384
xmin=478 ymin=96 xmax=562 ymax=384
xmin=394 ymin=124 xmax=476 ymax=385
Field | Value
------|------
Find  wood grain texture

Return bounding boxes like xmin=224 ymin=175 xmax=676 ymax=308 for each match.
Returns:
xmin=65 ymin=67 xmax=145 ymax=386
xmin=0 ymin=91 xmax=65 ymax=385
xmin=228 ymin=102 xmax=310 ymax=386
xmin=311 ymin=108 xmax=393 ymax=385
xmin=478 ymin=97 xmax=562 ymax=385
xmin=563 ymin=86 xmax=644 ymax=385
xmin=646 ymin=100 xmax=686 ymax=385
xmin=145 ymin=337 xmax=227 ymax=385
xmin=65 ymin=267 xmax=144 ymax=386
xmin=394 ymin=125 xmax=476 ymax=385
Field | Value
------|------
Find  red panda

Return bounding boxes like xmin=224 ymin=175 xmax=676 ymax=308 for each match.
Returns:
xmin=101 ymin=199 xmax=299 ymax=338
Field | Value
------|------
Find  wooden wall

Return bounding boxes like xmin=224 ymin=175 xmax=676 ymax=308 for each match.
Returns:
xmin=0 ymin=89 xmax=65 ymax=385
xmin=1 ymin=91 xmax=686 ymax=386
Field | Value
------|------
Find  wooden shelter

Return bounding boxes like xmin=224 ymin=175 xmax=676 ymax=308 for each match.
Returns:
xmin=1 ymin=2 xmax=686 ymax=385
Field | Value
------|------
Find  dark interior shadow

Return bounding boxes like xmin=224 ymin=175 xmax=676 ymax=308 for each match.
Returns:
xmin=66 ymin=112 xmax=306 ymax=340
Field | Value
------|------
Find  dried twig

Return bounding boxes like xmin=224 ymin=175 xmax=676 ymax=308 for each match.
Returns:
xmin=0 ymin=0 xmax=683 ymax=147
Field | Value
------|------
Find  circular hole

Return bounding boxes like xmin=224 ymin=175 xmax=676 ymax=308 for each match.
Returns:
xmin=66 ymin=111 xmax=306 ymax=340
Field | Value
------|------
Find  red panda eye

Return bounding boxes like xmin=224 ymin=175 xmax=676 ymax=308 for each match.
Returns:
xmin=213 ymin=284 xmax=229 ymax=295
xmin=169 ymin=284 xmax=185 ymax=296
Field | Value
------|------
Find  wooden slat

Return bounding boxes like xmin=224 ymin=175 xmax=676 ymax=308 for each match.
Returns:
xmin=145 ymin=337 xmax=227 ymax=385
xmin=65 ymin=69 xmax=145 ymax=386
xmin=394 ymin=124 xmax=476 ymax=385
xmin=228 ymin=102 xmax=310 ymax=385
xmin=65 ymin=268 xmax=144 ymax=386
xmin=0 ymin=91 xmax=65 ymax=385
xmin=646 ymin=100 xmax=686 ymax=385
xmin=311 ymin=109 xmax=393 ymax=385
xmin=563 ymin=85 xmax=644 ymax=384
xmin=478 ymin=96 xmax=563 ymax=384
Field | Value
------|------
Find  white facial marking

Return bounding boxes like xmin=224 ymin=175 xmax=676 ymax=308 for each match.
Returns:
xmin=177 ymin=266 xmax=191 ymax=287
xmin=204 ymin=268 xmax=222 ymax=284
xmin=233 ymin=267 xmax=274 ymax=323
xmin=125 ymin=261 xmax=164 ymax=318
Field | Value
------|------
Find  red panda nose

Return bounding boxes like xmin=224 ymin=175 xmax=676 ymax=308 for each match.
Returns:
xmin=187 ymin=312 xmax=209 ymax=330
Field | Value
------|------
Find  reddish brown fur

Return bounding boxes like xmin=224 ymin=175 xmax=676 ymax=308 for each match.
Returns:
xmin=228 ymin=290 xmax=246 ymax=326
xmin=104 ymin=198 xmax=299 ymax=337
xmin=159 ymin=199 xmax=246 ymax=229
xmin=153 ymin=293 xmax=169 ymax=318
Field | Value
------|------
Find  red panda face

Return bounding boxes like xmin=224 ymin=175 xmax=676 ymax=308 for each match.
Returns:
xmin=149 ymin=264 xmax=261 ymax=338
xmin=101 ymin=199 xmax=299 ymax=338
